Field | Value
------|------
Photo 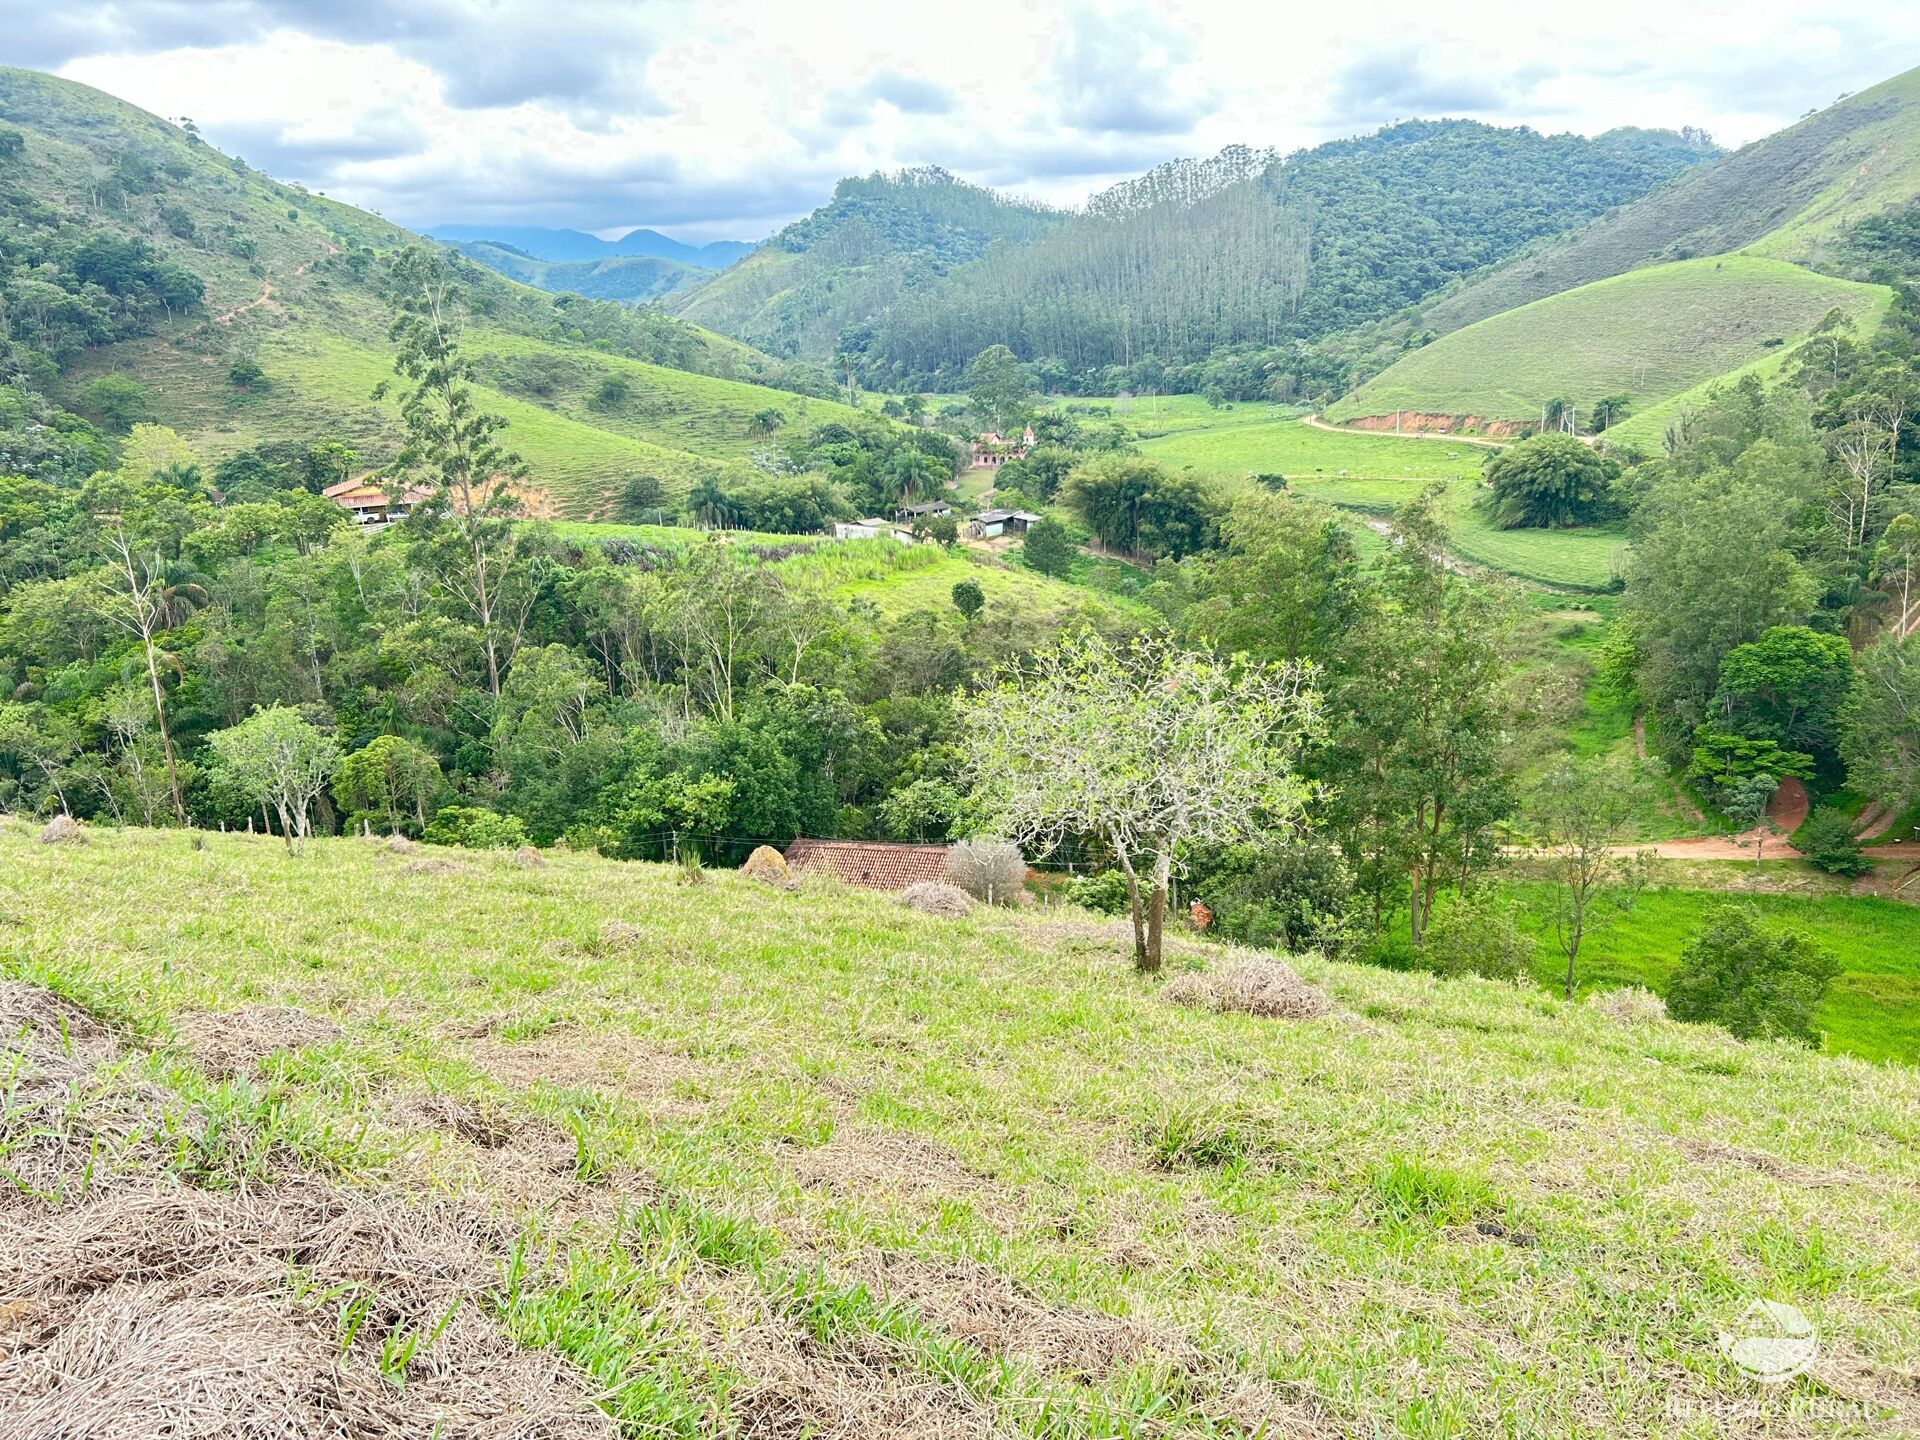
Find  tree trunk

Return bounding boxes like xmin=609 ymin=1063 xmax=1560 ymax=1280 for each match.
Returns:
xmin=1142 ymin=849 xmax=1173 ymax=974
xmin=1113 ymin=846 xmax=1148 ymax=969
xmin=143 ymin=638 xmax=187 ymax=825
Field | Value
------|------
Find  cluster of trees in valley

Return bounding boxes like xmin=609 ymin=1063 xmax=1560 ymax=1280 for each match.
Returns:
xmin=6 ymin=215 xmax=1920 ymax=1045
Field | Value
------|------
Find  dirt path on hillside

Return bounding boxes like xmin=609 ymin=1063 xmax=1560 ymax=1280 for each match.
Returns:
xmin=1304 ymin=414 xmax=1509 ymax=449
xmin=214 ymin=275 xmax=274 ymax=324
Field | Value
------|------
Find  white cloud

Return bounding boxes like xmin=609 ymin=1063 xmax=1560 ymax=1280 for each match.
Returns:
xmin=47 ymin=0 xmax=1920 ymax=242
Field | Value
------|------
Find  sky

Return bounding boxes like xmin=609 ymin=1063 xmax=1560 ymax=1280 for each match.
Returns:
xmin=15 ymin=1 xmax=1920 ymax=244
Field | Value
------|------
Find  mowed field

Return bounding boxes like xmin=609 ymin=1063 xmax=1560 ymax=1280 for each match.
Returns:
xmin=1328 ymin=256 xmax=1891 ymax=426
xmin=1135 ymin=411 xmax=1624 ymax=590
xmin=4 ymin=824 xmax=1919 ymax=1436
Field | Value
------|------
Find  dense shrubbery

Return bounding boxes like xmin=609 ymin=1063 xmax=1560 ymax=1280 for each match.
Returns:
xmin=1666 ymin=903 xmax=1840 ymax=1045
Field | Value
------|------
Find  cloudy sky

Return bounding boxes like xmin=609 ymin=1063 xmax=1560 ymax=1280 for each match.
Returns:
xmin=16 ymin=1 xmax=1920 ymax=243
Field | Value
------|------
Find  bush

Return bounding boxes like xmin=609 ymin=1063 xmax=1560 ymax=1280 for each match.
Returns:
xmin=1193 ymin=839 xmax=1356 ymax=954
xmin=944 ymin=838 xmax=1026 ymax=904
xmin=1665 ymin=902 xmax=1840 ymax=1045
xmin=422 ymin=805 xmax=529 ymax=850
xmin=1066 ymin=869 xmax=1131 ymax=915
xmin=1416 ymin=892 xmax=1534 ymax=980
xmin=1798 ymin=807 xmax=1869 ymax=877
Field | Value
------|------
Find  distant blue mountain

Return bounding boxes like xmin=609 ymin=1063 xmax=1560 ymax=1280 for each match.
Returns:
xmin=425 ymin=224 xmax=754 ymax=270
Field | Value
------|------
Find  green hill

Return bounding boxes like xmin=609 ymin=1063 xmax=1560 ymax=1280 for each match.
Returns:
xmin=0 ymin=67 xmax=857 ymax=518
xmin=855 ymin=122 xmax=1718 ymax=387
xmin=1329 ymin=255 xmax=1891 ymax=426
xmin=668 ymin=167 xmax=1065 ymax=359
xmin=7 ymin=824 xmax=1918 ymax=1436
xmin=451 ymin=240 xmax=709 ymax=304
xmin=1420 ymin=66 xmax=1920 ymax=337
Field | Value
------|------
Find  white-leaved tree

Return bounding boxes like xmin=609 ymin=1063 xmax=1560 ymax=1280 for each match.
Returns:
xmin=207 ymin=705 xmax=339 ymax=854
xmin=960 ymin=631 xmax=1322 ymax=971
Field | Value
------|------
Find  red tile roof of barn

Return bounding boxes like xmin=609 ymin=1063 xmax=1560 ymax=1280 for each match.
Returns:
xmin=783 ymin=839 xmax=951 ymax=890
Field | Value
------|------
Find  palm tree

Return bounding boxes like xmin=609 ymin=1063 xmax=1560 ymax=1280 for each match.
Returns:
xmin=687 ymin=476 xmax=733 ymax=530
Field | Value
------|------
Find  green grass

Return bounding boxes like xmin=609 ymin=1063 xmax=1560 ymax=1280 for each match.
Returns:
xmin=776 ymin=538 xmax=1152 ymax=622
xmin=1504 ymin=882 xmax=1920 ymax=1063
xmin=1139 ymin=415 xmax=1488 ymax=483
xmin=5 ymin=823 xmax=1919 ymax=1436
xmin=1330 ymin=255 xmax=1891 ymax=425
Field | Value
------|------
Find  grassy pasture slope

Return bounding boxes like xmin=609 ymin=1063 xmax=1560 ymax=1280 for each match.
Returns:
xmin=1139 ymin=414 xmax=1623 ymax=589
xmin=1 ymin=66 xmax=864 ymax=522
xmin=1329 ymin=256 xmax=1890 ymax=426
xmin=5 ymin=823 xmax=1919 ymax=1436
xmin=1421 ymin=65 xmax=1920 ymax=335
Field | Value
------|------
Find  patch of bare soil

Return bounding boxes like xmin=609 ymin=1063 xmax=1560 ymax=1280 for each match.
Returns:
xmin=0 ymin=983 xmax=614 ymax=1439
xmin=176 ymin=1005 xmax=345 ymax=1078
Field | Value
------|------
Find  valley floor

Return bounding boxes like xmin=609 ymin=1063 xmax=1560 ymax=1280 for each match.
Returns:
xmin=3 ymin=824 xmax=1917 ymax=1437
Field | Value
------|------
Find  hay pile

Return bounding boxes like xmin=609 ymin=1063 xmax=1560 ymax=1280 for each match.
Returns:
xmin=899 ymin=882 xmax=973 ymax=918
xmin=0 ymin=982 xmax=615 ymax=1439
xmin=1164 ymin=956 xmax=1330 ymax=1021
xmin=511 ymin=845 xmax=546 ymax=869
xmin=1584 ymin=985 xmax=1668 ymax=1025
xmin=37 ymin=815 xmax=85 ymax=845
xmin=401 ymin=857 xmax=469 ymax=877
xmin=175 ymin=1005 xmax=345 ymax=1079
xmin=0 ymin=1184 xmax=616 ymax=1439
xmin=596 ymin=919 xmax=644 ymax=952
xmin=384 ymin=834 xmax=419 ymax=855
xmin=740 ymin=845 xmax=794 ymax=890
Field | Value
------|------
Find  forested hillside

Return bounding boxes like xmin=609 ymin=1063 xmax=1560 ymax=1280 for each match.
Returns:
xmin=666 ymin=167 xmax=1066 ymax=359
xmin=834 ymin=122 xmax=1715 ymax=391
xmin=0 ymin=67 xmax=849 ymax=518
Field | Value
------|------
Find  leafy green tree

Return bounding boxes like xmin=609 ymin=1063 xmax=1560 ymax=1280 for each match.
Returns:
xmin=83 ymin=375 xmax=154 ymax=432
xmin=1798 ymin=807 xmax=1869 ymax=877
xmin=1714 ymin=626 xmax=1853 ymax=761
xmin=964 ymin=345 xmax=1034 ymax=432
xmin=1321 ymin=489 xmax=1528 ymax=941
xmin=591 ymin=374 xmax=632 ymax=411
xmin=749 ymin=407 xmax=786 ymax=437
xmin=1061 ymin=455 xmax=1218 ymax=559
xmin=950 ymin=578 xmax=984 ymax=622
xmin=619 ymin=474 xmax=665 ymax=521
xmin=227 ymin=359 xmax=267 ymax=391
xmin=1721 ymin=773 xmax=1781 ymax=868
xmin=423 ymin=805 xmax=529 ymax=849
xmin=1019 ymin=516 xmax=1075 ymax=578
xmin=1532 ymin=757 xmax=1653 ymax=995
xmin=1181 ymin=492 xmax=1364 ymax=664
xmin=961 ymin=631 xmax=1322 ymax=972
xmin=1666 ymin=903 xmax=1839 ymax=1045
xmin=926 ymin=513 xmax=959 ymax=548
xmin=1623 ymin=469 xmax=1818 ymax=742
xmin=1590 ymin=394 xmax=1632 ymax=431
xmin=1480 ymin=434 xmax=1621 ymax=529
xmin=1841 ymin=630 xmax=1920 ymax=812
xmin=206 ymin=705 xmax=339 ymax=853
xmin=332 ymin=734 xmax=442 ymax=834
xmin=377 ymin=247 xmax=529 ymax=698
xmin=1686 ymin=732 xmax=1811 ymax=791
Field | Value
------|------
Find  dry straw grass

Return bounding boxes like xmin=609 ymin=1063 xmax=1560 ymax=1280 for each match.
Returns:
xmin=511 ymin=845 xmax=546 ymax=869
xmin=899 ymin=882 xmax=973 ymax=918
xmin=176 ymin=1005 xmax=345 ymax=1078
xmin=37 ymin=815 xmax=85 ymax=845
xmin=740 ymin=845 xmax=795 ymax=890
xmin=1584 ymin=985 xmax=1669 ymax=1025
xmin=0 ymin=982 xmax=614 ymax=1439
xmin=1163 ymin=955 xmax=1331 ymax=1021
